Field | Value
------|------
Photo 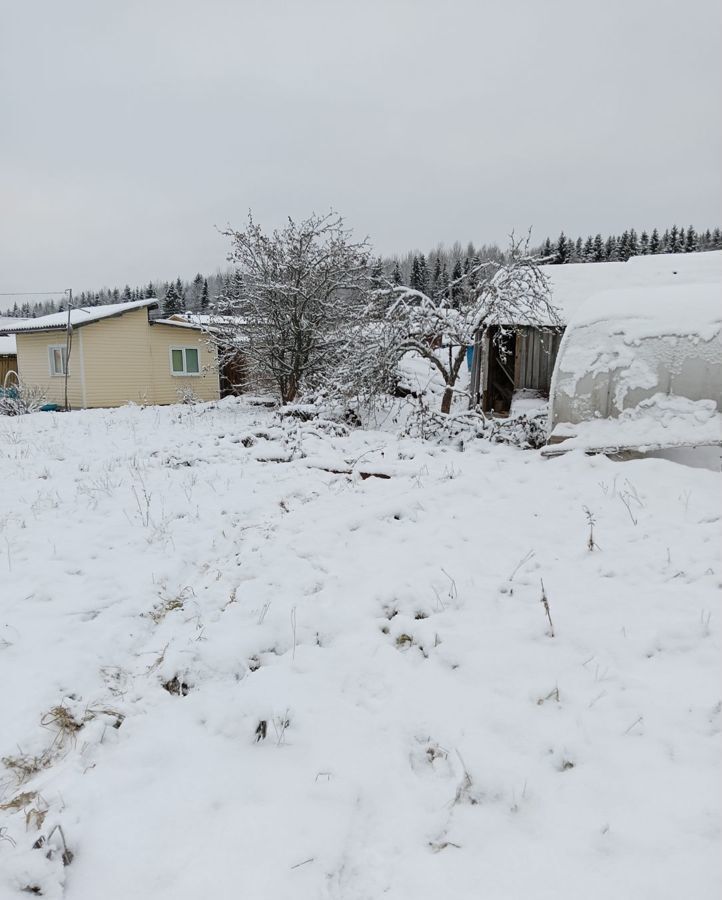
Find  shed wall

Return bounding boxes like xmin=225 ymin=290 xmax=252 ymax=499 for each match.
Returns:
xmin=514 ymin=328 xmax=564 ymax=394
xmin=0 ymin=355 xmax=18 ymax=385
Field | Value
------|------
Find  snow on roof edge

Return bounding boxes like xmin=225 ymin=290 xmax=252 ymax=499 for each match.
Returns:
xmin=0 ymin=299 xmax=158 ymax=334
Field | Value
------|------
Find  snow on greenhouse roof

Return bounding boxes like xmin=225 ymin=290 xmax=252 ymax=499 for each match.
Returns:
xmin=568 ymin=282 xmax=722 ymax=340
xmin=0 ymin=299 xmax=157 ymax=334
xmin=537 ymin=250 xmax=722 ymax=325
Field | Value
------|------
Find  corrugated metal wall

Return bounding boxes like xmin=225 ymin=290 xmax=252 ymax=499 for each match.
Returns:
xmin=514 ymin=327 xmax=564 ymax=395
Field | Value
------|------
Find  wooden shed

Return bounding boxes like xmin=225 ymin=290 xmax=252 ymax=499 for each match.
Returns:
xmin=0 ymin=320 xmax=19 ymax=386
xmin=480 ymin=325 xmax=563 ymax=414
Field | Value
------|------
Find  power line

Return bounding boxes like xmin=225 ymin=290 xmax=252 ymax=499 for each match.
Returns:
xmin=0 ymin=290 xmax=69 ymax=297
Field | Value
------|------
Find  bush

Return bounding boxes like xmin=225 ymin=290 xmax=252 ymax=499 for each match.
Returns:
xmin=0 ymin=382 xmax=48 ymax=416
xmin=402 ymin=398 xmax=548 ymax=449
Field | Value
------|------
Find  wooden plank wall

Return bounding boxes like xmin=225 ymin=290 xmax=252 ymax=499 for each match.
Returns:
xmin=514 ymin=328 xmax=564 ymax=395
xmin=0 ymin=355 xmax=18 ymax=386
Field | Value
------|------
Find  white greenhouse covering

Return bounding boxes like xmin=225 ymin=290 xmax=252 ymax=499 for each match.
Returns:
xmin=547 ymin=281 xmax=722 ymax=454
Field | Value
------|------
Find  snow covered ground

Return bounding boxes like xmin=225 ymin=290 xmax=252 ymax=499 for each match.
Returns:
xmin=0 ymin=398 xmax=719 ymax=899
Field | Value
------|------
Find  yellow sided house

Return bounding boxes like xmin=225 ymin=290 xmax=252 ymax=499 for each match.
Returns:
xmin=0 ymin=299 xmax=220 ymax=408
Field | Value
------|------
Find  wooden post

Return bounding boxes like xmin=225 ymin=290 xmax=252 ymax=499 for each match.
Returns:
xmin=64 ymin=288 xmax=72 ymax=411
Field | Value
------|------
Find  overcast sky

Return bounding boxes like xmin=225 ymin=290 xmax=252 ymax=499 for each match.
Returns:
xmin=1 ymin=0 xmax=720 ymax=297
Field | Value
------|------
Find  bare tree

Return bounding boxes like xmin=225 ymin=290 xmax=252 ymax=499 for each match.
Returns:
xmin=215 ymin=211 xmax=371 ymax=404
xmin=361 ymin=234 xmax=559 ymax=414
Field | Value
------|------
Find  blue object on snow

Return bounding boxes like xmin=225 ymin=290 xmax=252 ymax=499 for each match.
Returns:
xmin=466 ymin=346 xmax=474 ymax=371
xmin=40 ymin=403 xmax=63 ymax=412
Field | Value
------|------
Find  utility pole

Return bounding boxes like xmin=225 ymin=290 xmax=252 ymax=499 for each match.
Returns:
xmin=64 ymin=288 xmax=72 ymax=411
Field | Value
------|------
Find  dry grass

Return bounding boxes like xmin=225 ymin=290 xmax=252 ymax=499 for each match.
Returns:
xmin=0 ymin=790 xmax=37 ymax=812
xmin=0 ymin=792 xmax=50 ymax=832
xmin=40 ymin=705 xmax=84 ymax=744
xmin=2 ymin=750 xmax=54 ymax=784
xmin=146 ymin=586 xmax=194 ymax=624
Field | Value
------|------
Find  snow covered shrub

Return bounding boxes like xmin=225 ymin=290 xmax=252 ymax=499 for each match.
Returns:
xmin=487 ymin=410 xmax=548 ymax=450
xmin=402 ymin=399 xmax=548 ymax=449
xmin=0 ymin=381 xmax=47 ymax=416
xmin=176 ymin=387 xmax=200 ymax=405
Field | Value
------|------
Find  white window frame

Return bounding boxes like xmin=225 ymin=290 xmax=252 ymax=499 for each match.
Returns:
xmin=169 ymin=346 xmax=202 ymax=377
xmin=48 ymin=344 xmax=68 ymax=377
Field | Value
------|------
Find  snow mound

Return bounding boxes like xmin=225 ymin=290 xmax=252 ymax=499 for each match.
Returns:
xmin=546 ymin=394 xmax=722 ymax=456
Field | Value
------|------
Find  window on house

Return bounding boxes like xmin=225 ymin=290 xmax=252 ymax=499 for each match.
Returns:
xmin=170 ymin=347 xmax=201 ymax=375
xmin=48 ymin=345 xmax=68 ymax=376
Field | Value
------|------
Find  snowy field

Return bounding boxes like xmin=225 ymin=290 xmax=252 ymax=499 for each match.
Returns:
xmin=0 ymin=398 xmax=719 ymax=899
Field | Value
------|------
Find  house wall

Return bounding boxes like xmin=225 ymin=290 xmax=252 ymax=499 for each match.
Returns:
xmin=15 ymin=332 xmax=84 ymax=407
xmin=80 ymin=307 xmax=154 ymax=407
xmin=148 ymin=323 xmax=220 ymax=404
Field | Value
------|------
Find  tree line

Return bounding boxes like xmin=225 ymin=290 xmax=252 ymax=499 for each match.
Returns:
xmin=538 ymin=224 xmax=722 ymax=264
xmin=3 ymin=223 xmax=720 ymax=318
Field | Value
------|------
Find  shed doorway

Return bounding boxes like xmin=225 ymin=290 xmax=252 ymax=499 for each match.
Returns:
xmin=484 ymin=327 xmax=516 ymax=414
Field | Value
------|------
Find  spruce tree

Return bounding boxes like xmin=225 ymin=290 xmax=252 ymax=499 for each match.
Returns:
xmin=145 ymin=282 xmax=156 ymax=298
xmin=712 ymin=227 xmax=722 ymax=249
xmin=668 ymin=225 xmax=681 ymax=253
xmin=618 ymin=230 xmax=631 ymax=261
xmin=175 ymin=277 xmax=186 ymax=309
xmin=592 ymin=233 xmax=605 ymax=261
xmin=450 ymin=259 xmax=464 ymax=306
xmin=639 ymin=231 xmax=650 ymax=254
xmin=391 ymin=260 xmax=403 ymax=285
xmin=431 ymin=256 xmax=443 ymax=295
xmin=409 ymin=256 xmax=421 ymax=291
xmin=684 ymin=226 xmax=697 ymax=253
xmin=417 ymin=254 xmax=429 ymax=294
xmin=370 ymin=257 xmax=385 ymax=288
xmin=628 ymin=228 xmax=639 ymax=257
xmin=649 ymin=228 xmax=661 ymax=253
xmin=191 ymin=273 xmax=204 ymax=306
xmin=163 ymin=283 xmax=181 ymax=316
xmin=583 ymin=236 xmax=594 ymax=260
xmin=200 ymin=278 xmax=209 ymax=311
xmin=555 ymin=232 xmax=570 ymax=264
xmin=440 ymin=261 xmax=450 ymax=299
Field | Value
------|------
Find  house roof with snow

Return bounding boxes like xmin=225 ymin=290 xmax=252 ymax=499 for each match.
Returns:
xmin=153 ymin=315 xmax=209 ymax=330
xmin=0 ymin=317 xmax=22 ymax=354
xmin=0 ymin=299 xmax=159 ymax=335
